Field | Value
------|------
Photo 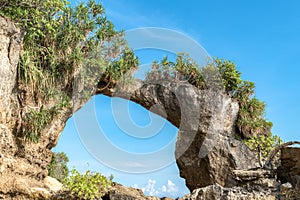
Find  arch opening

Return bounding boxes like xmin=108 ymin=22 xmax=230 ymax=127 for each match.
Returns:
xmin=54 ymin=94 xmax=190 ymax=198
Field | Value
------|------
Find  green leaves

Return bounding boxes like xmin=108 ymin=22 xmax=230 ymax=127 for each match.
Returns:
xmin=215 ymin=58 xmax=242 ymax=93
xmin=64 ymin=169 xmax=112 ymax=199
xmin=1 ymin=0 xmax=138 ymax=142
xmin=244 ymin=133 xmax=283 ymax=167
xmin=2 ymin=0 xmax=136 ymax=93
xmin=24 ymin=106 xmax=58 ymax=143
xmin=145 ymin=55 xmax=279 ymax=142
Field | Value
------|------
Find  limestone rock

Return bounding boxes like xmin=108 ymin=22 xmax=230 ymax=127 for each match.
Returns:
xmin=103 ymin=183 xmax=161 ymax=200
xmin=0 ymin=17 xmax=22 ymax=132
xmin=43 ymin=176 xmax=63 ymax=193
xmin=109 ymin=80 xmax=258 ymax=191
xmin=174 ymin=90 xmax=258 ymax=191
xmin=0 ymin=173 xmax=53 ymax=200
xmin=179 ymin=184 xmax=276 ymax=200
xmin=277 ymin=147 xmax=300 ymax=190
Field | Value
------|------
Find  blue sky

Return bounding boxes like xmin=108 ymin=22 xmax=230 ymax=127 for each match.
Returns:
xmin=54 ymin=0 xmax=300 ymax=197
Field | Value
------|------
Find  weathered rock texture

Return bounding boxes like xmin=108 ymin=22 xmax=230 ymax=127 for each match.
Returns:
xmin=180 ymin=184 xmax=278 ymax=200
xmin=52 ymin=183 xmax=170 ymax=200
xmin=103 ymin=183 xmax=161 ymax=200
xmin=103 ymin=79 xmax=258 ymax=192
xmin=180 ymin=168 xmax=300 ymax=200
xmin=180 ymin=184 xmax=276 ymax=200
xmin=0 ymin=16 xmax=73 ymax=199
xmin=277 ymin=147 xmax=300 ymax=190
xmin=0 ymin=16 xmax=46 ymax=199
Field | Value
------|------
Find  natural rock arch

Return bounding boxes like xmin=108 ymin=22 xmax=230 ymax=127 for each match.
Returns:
xmin=0 ymin=17 xmax=259 ymax=198
xmin=98 ymin=80 xmax=258 ymax=191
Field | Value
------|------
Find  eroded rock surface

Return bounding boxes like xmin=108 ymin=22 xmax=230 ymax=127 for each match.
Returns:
xmin=0 ymin=16 xmax=76 ymax=198
xmin=277 ymin=147 xmax=300 ymax=190
xmin=103 ymin=183 xmax=161 ymax=200
xmin=180 ymin=184 xmax=277 ymax=200
xmin=105 ymin=79 xmax=258 ymax=191
xmin=180 ymin=168 xmax=300 ymax=200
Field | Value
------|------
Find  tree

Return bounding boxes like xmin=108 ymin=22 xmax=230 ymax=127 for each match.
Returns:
xmin=48 ymin=152 xmax=69 ymax=182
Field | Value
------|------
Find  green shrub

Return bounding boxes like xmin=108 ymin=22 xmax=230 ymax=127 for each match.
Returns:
xmin=64 ymin=169 xmax=112 ymax=200
xmin=1 ymin=0 xmax=137 ymax=102
xmin=1 ymin=0 xmax=138 ymax=142
xmin=244 ymin=132 xmax=282 ymax=167
xmin=146 ymin=55 xmax=274 ymax=140
xmin=24 ymin=107 xmax=58 ymax=143
xmin=215 ymin=58 xmax=242 ymax=93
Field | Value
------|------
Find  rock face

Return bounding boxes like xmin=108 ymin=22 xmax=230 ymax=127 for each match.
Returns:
xmin=180 ymin=184 xmax=277 ymax=200
xmin=0 ymin=16 xmax=41 ymax=198
xmin=175 ymin=91 xmax=258 ymax=190
xmin=180 ymin=168 xmax=300 ymax=200
xmin=103 ymin=183 xmax=161 ymax=200
xmin=0 ymin=17 xmax=67 ymax=198
xmin=277 ymin=147 xmax=300 ymax=190
xmin=105 ymin=80 xmax=258 ymax=192
xmin=0 ymin=17 xmax=21 ymax=156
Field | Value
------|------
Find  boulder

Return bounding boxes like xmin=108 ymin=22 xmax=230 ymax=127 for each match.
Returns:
xmin=277 ymin=147 xmax=300 ymax=190
xmin=179 ymin=184 xmax=276 ymax=200
xmin=103 ymin=183 xmax=154 ymax=200
xmin=43 ymin=176 xmax=63 ymax=193
xmin=99 ymin=183 xmax=168 ymax=200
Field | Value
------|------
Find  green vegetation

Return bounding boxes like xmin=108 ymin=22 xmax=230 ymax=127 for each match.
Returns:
xmin=146 ymin=54 xmax=283 ymax=167
xmin=24 ymin=107 xmax=58 ymax=143
xmin=146 ymin=54 xmax=271 ymax=138
xmin=64 ymin=169 xmax=112 ymax=200
xmin=47 ymin=152 xmax=113 ymax=198
xmin=244 ymin=133 xmax=282 ymax=167
xmin=0 ymin=0 xmax=137 ymax=142
xmin=146 ymin=53 xmax=206 ymax=88
xmin=48 ymin=152 xmax=69 ymax=182
xmin=47 ymin=152 xmax=113 ymax=199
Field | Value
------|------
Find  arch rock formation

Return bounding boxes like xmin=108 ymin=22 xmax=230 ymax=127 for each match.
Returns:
xmin=2 ymin=17 xmax=299 ymax=199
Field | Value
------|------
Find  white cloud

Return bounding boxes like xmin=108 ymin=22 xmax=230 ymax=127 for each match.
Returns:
xmin=142 ymin=179 xmax=157 ymax=196
xmin=142 ymin=179 xmax=179 ymax=197
xmin=166 ymin=180 xmax=178 ymax=194
xmin=161 ymin=185 xmax=167 ymax=193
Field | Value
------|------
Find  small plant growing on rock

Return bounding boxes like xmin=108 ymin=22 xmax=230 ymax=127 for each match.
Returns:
xmin=244 ymin=132 xmax=282 ymax=167
xmin=64 ymin=169 xmax=112 ymax=200
xmin=24 ymin=106 xmax=58 ymax=143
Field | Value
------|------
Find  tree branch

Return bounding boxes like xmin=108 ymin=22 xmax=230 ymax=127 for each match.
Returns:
xmin=264 ymin=141 xmax=300 ymax=168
